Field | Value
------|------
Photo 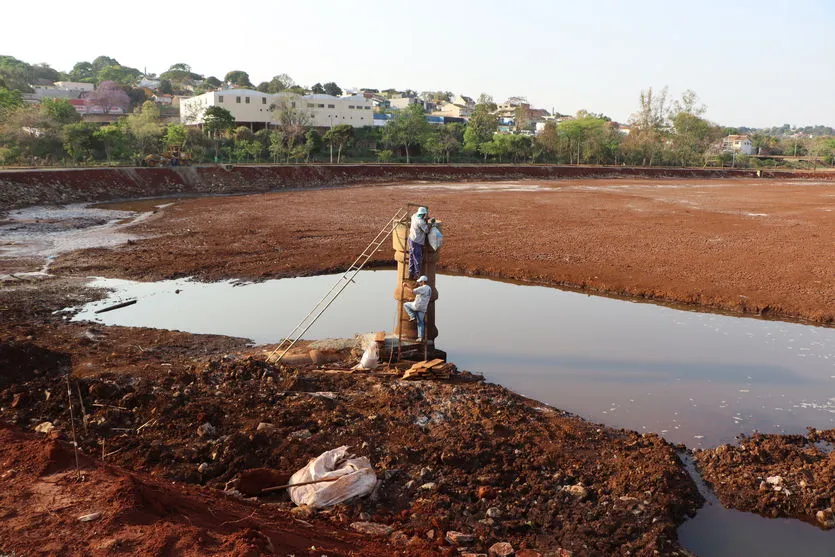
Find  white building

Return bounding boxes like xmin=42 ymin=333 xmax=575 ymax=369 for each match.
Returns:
xmin=180 ymin=89 xmax=373 ymax=129
xmin=722 ymin=134 xmax=754 ymax=155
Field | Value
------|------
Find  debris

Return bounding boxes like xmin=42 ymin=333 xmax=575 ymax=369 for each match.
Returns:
xmin=34 ymin=422 xmax=55 ymax=434
xmin=256 ymin=422 xmax=275 ymax=433
xmin=489 ymin=541 xmax=515 ymax=557
xmin=349 ymin=521 xmax=393 ymax=536
xmin=287 ymin=446 xmax=377 ymax=508
xmin=445 ymin=531 xmax=476 ymax=545
xmin=94 ymin=300 xmax=137 ymax=314
xmin=817 ymin=508 xmax=835 ymax=528
xmin=78 ymin=512 xmax=102 ymax=522
xmin=402 ymin=359 xmax=456 ymax=380
xmin=196 ymin=423 xmax=217 ymax=438
xmin=197 ymin=463 xmax=209 ymax=474
xmin=563 ymin=484 xmax=588 ymax=500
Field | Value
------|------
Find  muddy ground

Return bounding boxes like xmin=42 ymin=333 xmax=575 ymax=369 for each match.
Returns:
xmin=2 ymin=175 xmax=835 ymax=555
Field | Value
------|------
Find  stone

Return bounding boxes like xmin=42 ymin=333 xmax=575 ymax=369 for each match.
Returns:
xmin=461 ymin=554 xmax=488 ymax=557
xmin=34 ymin=422 xmax=55 ymax=434
xmin=426 ymin=528 xmax=435 ymax=540
xmin=419 ymin=482 xmax=437 ymax=491
xmin=290 ymin=505 xmax=315 ymax=520
xmin=288 ymin=429 xmax=312 ymax=440
xmin=486 ymin=507 xmax=502 ymax=519
xmin=196 ymin=423 xmax=216 ymax=438
xmin=489 ymin=541 xmax=515 ymax=556
xmin=765 ymin=475 xmax=783 ymax=486
xmin=389 ymin=530 xmax=409 ymax=545
xmin=256 ymin=422 xmax=275 ymax=433
xmin=477 ymin=486 xmax=497 ymax=499
xmin=446 ymin=531 xmax=476 ymax=545
xmin=350 ymin=521 xmax=394 ymax=536
xmin=816 ymin=508 xmax=835 ymax=529
xmin=78 ymin=512 xmax=101 ymax=522
xmin=197 ymin=463 xmax=209 ymax=474
xmin=563 ymin=484 xmax=588 ymax=500
xmin=516 ymin=551 xmax=543 ymax=557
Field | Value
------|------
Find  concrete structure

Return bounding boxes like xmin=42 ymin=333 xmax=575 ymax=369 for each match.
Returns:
xmin=392 ymin=213 xmax=441 ymax=343
xmin=180 ymin=89 xmax=374 ymax=129
xmin=431 ymin=102 xmax=473 ymax=119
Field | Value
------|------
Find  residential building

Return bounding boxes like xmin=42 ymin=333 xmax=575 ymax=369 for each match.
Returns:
xmin=431 ymin=102 xmax=473 ymax=119
xmin=180 ymin=89 xmax=374 ymax=129
xmin=722 ymin=134 xmax=754 ymax=155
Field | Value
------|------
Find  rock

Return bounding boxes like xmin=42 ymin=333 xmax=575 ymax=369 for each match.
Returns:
xmin=516 ymin=551 xmax=543 ymax=557
xmin=563 ymin=484 xmax=588 ymax=500
xmin=288 ymin=429 xmax=312 ymax=440
xmin=389 ymin=530 xmax=409 ymax=545
xmin=446 ymin=531 xmax=476 ymax=545
xmin=290 ymin=505 xmax=316 ymax=519
xmin=78 ymin=512 xmax=101 ymax=522
xmin=765 ymin=475 xmax=782 ymax=486
xmin=462 ymin=554 xmax=488 ymax=557
xmin=489 ymin=541 xmax=515 ymax=556
xmin=197 ymin=463 xmax=209 ymax=474
xmin=419 ymin=482 xmax=437 ymax=491
xmin=350 ymin=521 xmax=393 ymax=536
xmin=426 ymin=528 xmax=435 ymax=540
xmin=486 ymin=507 xmax=502 ymax=519
xmin=34 ymin=422 xmax=54 ymax=434
xmin=359 ymin=512 xmax=371 ymax=521
xmin=477 ymin=486 xmax=497 ymax=499
xmin=256 ymin=422 xmax=275 ymax=433
xmin=196 ymin=423 xmax=216 ymax=438
xmin=816 ymin=508 xmax=835 ymax=529
xmin=10 ymin=393 xmax=23 ymax=408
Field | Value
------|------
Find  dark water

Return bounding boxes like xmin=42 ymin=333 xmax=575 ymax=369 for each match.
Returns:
xmin=70 ymin=270 xmax=835 ymax=556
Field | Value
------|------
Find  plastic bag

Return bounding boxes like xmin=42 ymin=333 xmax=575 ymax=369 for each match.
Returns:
xmin=288 ymin=446 xmax=378 ymax=508
xmin=359 ymin=342 xmax=378 ymax=369
xmin=428 ymin=226 xmax=443 ymax=251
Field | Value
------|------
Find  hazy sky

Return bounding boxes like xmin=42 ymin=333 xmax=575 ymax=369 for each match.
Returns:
xmin=3 ymin=0 xmax=833 ymax=127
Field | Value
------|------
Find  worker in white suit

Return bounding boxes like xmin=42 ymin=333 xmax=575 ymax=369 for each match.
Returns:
xmin=403 ymin=275 xmax=431 ymax=342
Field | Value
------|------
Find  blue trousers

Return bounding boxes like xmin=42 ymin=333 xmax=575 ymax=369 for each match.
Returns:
xmin=403 ymin=302 xmax=425 ymax=340
xmin=408 ymin=239 xmax=423 ymax=279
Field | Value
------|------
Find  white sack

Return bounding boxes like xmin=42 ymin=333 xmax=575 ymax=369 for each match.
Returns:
xmin=428 ymin=226 xmax=443 ymax=251
xmin=359 ymin=342 xmax=378 ymax=370
xmin=288 ymin=446 xmax=378 ymax=508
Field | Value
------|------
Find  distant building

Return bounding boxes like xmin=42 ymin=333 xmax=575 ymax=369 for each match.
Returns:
xmin=722 ymin=134 xmax=754 ymax=155
xmin=431 ymin=102 xmax=473 ymax=119
xmin=180 ymin=89 xmax=374 ymax=129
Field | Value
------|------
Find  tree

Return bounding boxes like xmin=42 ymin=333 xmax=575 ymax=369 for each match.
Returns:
xmin=323 ymin=82 xmax=342 ymax=97
xmin=203 ymin=105 xmax=236 ymax=160
xmin=85 ymin=81 xmax=130 ymax=114
xmin=40 ymin=98 xmax=80 ymax=125
xmin=97 ymin=64 xmax=142 ymax=86
xmin=69 ymin=61 xmax=95 ymax=83
xmin=93 ymin=124 xmax=130 ymax=162
xmin=323 ymin=124 xmax=354 ymax=163
xmin=62 ymin=122 xmax=98 ymax=163
xmin=265 ymin=74 xmax=295 ymax=93
xmin=311 ymin=82 xmax=325 ymax=94
xmin=463 ymin=101 xmax=498 ymax=155
xmin=271 ymin=95 xmax=310 ymax=159
xmin=125 ymin=101 xmax=163 ymax=157
xmin=383 ymin=103 xmax=430 ymax=163
xmin=304 ymin=129 xmax=322 ymax=162
xmin=224 ymin=70 xmax=253 ymax=88
xmin=626 ymin=86 xmax=672 ymax=166
xmin=0 ymin=87 xmax=24 ymax=115
xmin=163 ymin=124 xmax=188 ymax=148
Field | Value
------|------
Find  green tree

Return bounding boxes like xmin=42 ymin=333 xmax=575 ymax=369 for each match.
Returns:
xmin=62 ymin=122 xmax=98 ymax=163
xmin=125 ymin=101 xmax=163 ymax=157
xmin=311 ymin=83 xmax=325 ymax=94
xmin=323 ymin=82 xmax=342 ymax=97
xmin=69 ymin=61 xmax=95 ymax=83
xmin=625 ymin=86 xmax=671 ymax=166
xmin=383 ymin=103 xmax=430 ymax=163
xmin=163 ymin=123 xmax=188 ymax=148
xmin=463 ymin=101 xmax=498 ymax=155
xmin=224 ymin=70 xmax=253 ymax=88
xmin=203 ymin=106 xmax=236 ymax=160
xmin=0 ymin=87 xmax=24 ymax=115
xmin=304 ymin=129 xmax=322 ymax=162
xmin=93 ymin=124 xmax=130 ymax=162
xmin=323 ymin=124 xmax=354 ymax=163
xmin=40 ymin=98 xmax=80 ymax=125
xmin=98 ymin=64 xmax=142 ymax=86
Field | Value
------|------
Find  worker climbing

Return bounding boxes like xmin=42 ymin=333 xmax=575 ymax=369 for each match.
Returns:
xmin=403 ymin=275 xmax=432 ymax=342
xmin=408 ymin=206 xmax=433 ymax=279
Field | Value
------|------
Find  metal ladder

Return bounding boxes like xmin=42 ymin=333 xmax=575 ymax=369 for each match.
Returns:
xmin=266 ymin=207 xmax=409 ymax=363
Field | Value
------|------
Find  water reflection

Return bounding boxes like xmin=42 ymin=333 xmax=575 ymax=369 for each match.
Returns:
xmin=72 ymin=270 xmax=835 ymax=448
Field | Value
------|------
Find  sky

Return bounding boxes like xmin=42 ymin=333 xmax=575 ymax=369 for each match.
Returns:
xmin=2 ymin=0 xmax=833 ymax=128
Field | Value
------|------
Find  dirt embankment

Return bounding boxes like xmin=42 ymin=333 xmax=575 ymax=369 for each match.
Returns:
xmin=5 ymin=163 xmax=826 ymax=212
xmin=694 ymin=431 xmax=835 ymax=530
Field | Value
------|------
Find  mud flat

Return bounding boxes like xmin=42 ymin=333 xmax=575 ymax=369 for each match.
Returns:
xmin=2 ymin=175 xmax=835 ymax=554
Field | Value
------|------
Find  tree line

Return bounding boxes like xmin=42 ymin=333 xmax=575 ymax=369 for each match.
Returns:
xmin=1 ymin=54 xmax=833 ymax=168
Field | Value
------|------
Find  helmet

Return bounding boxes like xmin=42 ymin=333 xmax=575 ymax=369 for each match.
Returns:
xmin=416 ymin=206 xmax=428 ymax=216
xmin=417 ymin=275 xmax=429 ymax=283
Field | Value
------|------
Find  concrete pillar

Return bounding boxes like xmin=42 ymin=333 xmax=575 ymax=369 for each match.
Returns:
xmin=392 ymin=220 xmax=440 ymax=342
